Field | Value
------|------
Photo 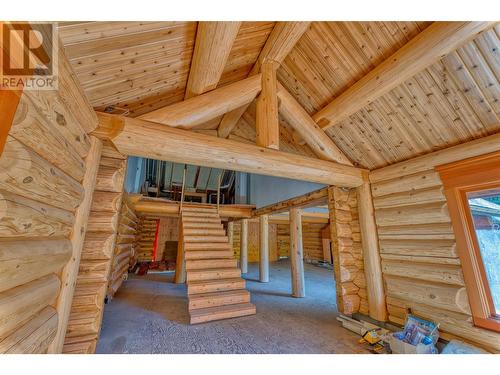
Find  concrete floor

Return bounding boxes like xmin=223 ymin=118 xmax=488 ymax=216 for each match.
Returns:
xmin=96 ymin=260 xmax=369 ymax=354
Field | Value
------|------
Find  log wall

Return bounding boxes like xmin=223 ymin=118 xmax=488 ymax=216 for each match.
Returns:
xmin=328 ymin=187 xmax=368 ymax=316
xmin=0 ymin=49 xmax=98 ymax=353
xmin=371 ymin=164 xmax=500 ymax=352
xmin=62 ymin=144 xmax=127 ymax=354
xmin=107 ymin=196 xmax=139 ymax=300
xmin=231 ymin=221 xmax=279 ymax=262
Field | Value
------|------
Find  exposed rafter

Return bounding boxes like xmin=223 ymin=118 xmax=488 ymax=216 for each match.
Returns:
xmin=93 ymin=112 xmax=365 ymax=188
xmin=184 ymin=22 xmax=241 ymax=99
xmin=277 ymin=82 xmax=353 ymax=165
xmin=138 ymin=75 xmax=261 ymax=128
xmin=217 ymin=22 xmax=311 ymax=138
xmin=313 ymin=21 xmax=495 ymax=130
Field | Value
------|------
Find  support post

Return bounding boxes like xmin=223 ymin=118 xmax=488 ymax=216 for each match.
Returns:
xmin=357 ymin=173 xmax=387 ymax=321
xmin=290 ymin=208 xmax=305 ymax=297
xmin=259 ymin=214 xmax=269 ymax=282
xmin=48 ymin=136 xmax=103 ymax=353
xmin=179 ymin=165 xmax=186 ymax=212
xmin=256 ymin=62 xmax=279 ymax=149
xmin=240 ymin=218 xmax=248 ymax=274
xmin=174 ymin=218 xmax=186 ymax=284
xmin=227 ymin=221 xmax=234 ymax=248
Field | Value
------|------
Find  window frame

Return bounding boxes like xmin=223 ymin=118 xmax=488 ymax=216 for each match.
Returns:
xmin=437 ymin=151 xmax=500 ymax=333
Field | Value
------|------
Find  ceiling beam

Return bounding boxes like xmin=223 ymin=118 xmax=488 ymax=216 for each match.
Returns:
xmin=252 ymin=187 xmax=328 ymax=217
xmin=184 ymin=22 xmax=241 ymax=99
xmin=256 ymin=62 xmax=280 ymax=149
xmin=217 ymin=22 xmax=311 ymax=138
xmin=138 ymin=74 xmax=261 ymax=128
xmin=93 ymin=112 xmax=365 ymax=188
xmin=313 ymin=22 xmax=495 ymax=130
xmin=277 ymin=82 xmax=353 ymax=165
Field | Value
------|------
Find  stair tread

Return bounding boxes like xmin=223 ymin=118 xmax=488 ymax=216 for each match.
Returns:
xmin=190 ymin=302 xmax=256 ymax=319
xmin=187 ymin=277 xmax=244 ymax=286
xmin=189 ymin=289 xmax=250 ymax=300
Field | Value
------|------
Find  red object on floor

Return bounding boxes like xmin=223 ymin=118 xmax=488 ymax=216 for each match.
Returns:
xmin=152 ymin=219 xmax=160 ymax=262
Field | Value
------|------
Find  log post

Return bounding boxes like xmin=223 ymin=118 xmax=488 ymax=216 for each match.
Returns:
xmin=174 ymin=217 xmax=186 ymax=284
xmin=48 ymin=136 xmax=103 ymax=353
xmin=256 ymin=62 xmax=279 ymax=149
xmin=227 ymin=221 xmax=234 ymax=248
xmin=357 ymin=173 xmax=387 ymax=321
xmin=290 ymin=208 xmax=305 ymax=297
xmin=240 ymin=218 xmax=248 ymax=274
xmin=259 ymin=214 xmax=269 ymax=282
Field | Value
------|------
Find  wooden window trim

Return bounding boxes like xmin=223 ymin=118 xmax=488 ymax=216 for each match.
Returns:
xmin=437 ymin=151 xmax=500 ymax=333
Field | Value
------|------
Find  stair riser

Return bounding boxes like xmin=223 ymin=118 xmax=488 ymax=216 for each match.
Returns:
xmin=183 ymin=229 xmax=226 ymax=236
xmin=185 ymin=251 xmax=233 ymax=260
xmin=182 ymin=223 xmax=223 ymax=229
xmin=182 ymin=213 xmax=220 ymax=218
xmin=187 ymin=269 xmax=241 ymax=282
xmin=184 ymin=236 xmax=228 ymax=243
xmin=182 ymin=217 xmax=221 ymax=224
xmin=188 ymin=280 xmax=245 ymax=294
xmin=185 ymin=243 xmax=231 ymax=250
xmin=189 ymin=293 xmax=250 ymax=310
xmin=186 ymin=259 xmax=237 ymax=270
xmin=190 ymin=306 xmax=256 ymax=324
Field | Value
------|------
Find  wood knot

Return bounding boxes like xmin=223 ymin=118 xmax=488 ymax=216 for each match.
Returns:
xmin=23 ymin=176 xmax=33 ymax=183
xmin=55 ymin=111 xmax=67 ymax=126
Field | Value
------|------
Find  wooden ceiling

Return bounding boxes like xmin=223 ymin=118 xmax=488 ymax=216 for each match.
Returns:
xmin=59 ymin=21 xmax=500 ymax=170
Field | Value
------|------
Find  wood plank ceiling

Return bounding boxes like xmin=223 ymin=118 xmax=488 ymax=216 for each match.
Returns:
xmin=59 ymin=21 xmax=500 ymax=170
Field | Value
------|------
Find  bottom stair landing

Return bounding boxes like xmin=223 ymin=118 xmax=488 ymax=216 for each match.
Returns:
xmin=181 ymin=205 xmax=256 ymax=324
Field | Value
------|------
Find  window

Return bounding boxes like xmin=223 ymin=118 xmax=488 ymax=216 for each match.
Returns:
xmin=438 ymin=151 xmax=500 ymax=333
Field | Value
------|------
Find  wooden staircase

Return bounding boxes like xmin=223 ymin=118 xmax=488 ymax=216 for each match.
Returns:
xmin=181 ymin=206 xmax=256 ymax=324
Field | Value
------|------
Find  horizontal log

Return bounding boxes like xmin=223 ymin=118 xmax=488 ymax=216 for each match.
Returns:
xmin=380 ymin=253 xmax=461 ymax=265
xmin=95 ymin=166 xmax=125 ymax=193
xmin=375 ymin=202 xmax=451 ymax=227
xmin=71 ymin=283 xmax=107 ymax=313
xmin=91 ymin=191 xmax=122 ymax=212
xmin=77 ymin=260 xmax=109 ymax=282
xmin=252 ymin=187 xmax=328 ymax=217
xmin=377 ymin=222 xmax=454 ymax=236
xmin=0 ymin=306 xmax=58 ymax=354
xmin=384 ymin=275 xmax=470 ymax=315
xmin=101 ymin=140 xmax=126 ymax=160
xmin=370 ymin=132 xmax=500 ymax=183
xmin=66 ymin=310 xmax=100 ymax=338
xmin=0 ymin=136 xmax=84 ymax=210
xmin=0 ymin=275 xmax=60 ymax=338
xmin=87 ymin=211 xmax=120 ymax=233
xmin=133 ymin=199 xmax=254 ymax=218
xmin=373 ymin=186 xmax=446 ymax=209
xmin=371 ymin=170 xmax=443 ymax=197
xmin=11 ymin=96 xmax=86 ymax=182
xmin=139 ymin=75 xmax=262 ymax=128
xmin=99 ymin=156 xmax=126 ymax=169
xmin=94 ymin=113 xmax=365 ymax=187
xmin=382 ymin=260 xmax=464 ymax=285
xmin=81 ymin=232 xmax=115 ymax=260
xmin=379 ymin=238 xmax=457 ymax=258
xmin=0 ymin=238 xmax=72 ymax=293
xmin=115 ymin=234 xmax=136 ymax=245
xmin=0 ymin=190 xmax=74 ymax=239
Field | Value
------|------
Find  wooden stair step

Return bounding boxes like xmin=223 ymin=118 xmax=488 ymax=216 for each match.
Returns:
xmin=184 ymin=235 xmax=228 ymax=243
xmin=183 ymin=228 xmax=226 ymax=236
xmin=182 ymin=212 xmax=220 ymax=218
xmin=189 ymin=302 xmax=256 ymax=324
xmin=186 ymin=267 xmax=241 ymax=282
xmin=187 ymin=277 xmax=245 ymax=294
xmin=185 ymin=242 xmax=231 ymax=250
xmin=183 ymin=222 xmax=223 ymax=229
xmin=182 ymin=207 xmax=217 ymax=213
xmin=182 ymin=216 xmax=221 ymax=224
xmin=188 ymin=290 xmax=250 ymax=310
xmin=186 ymin=258 xmax=237 ymax=270
xmin=185 ymin=250 xmax=234 ymax=260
